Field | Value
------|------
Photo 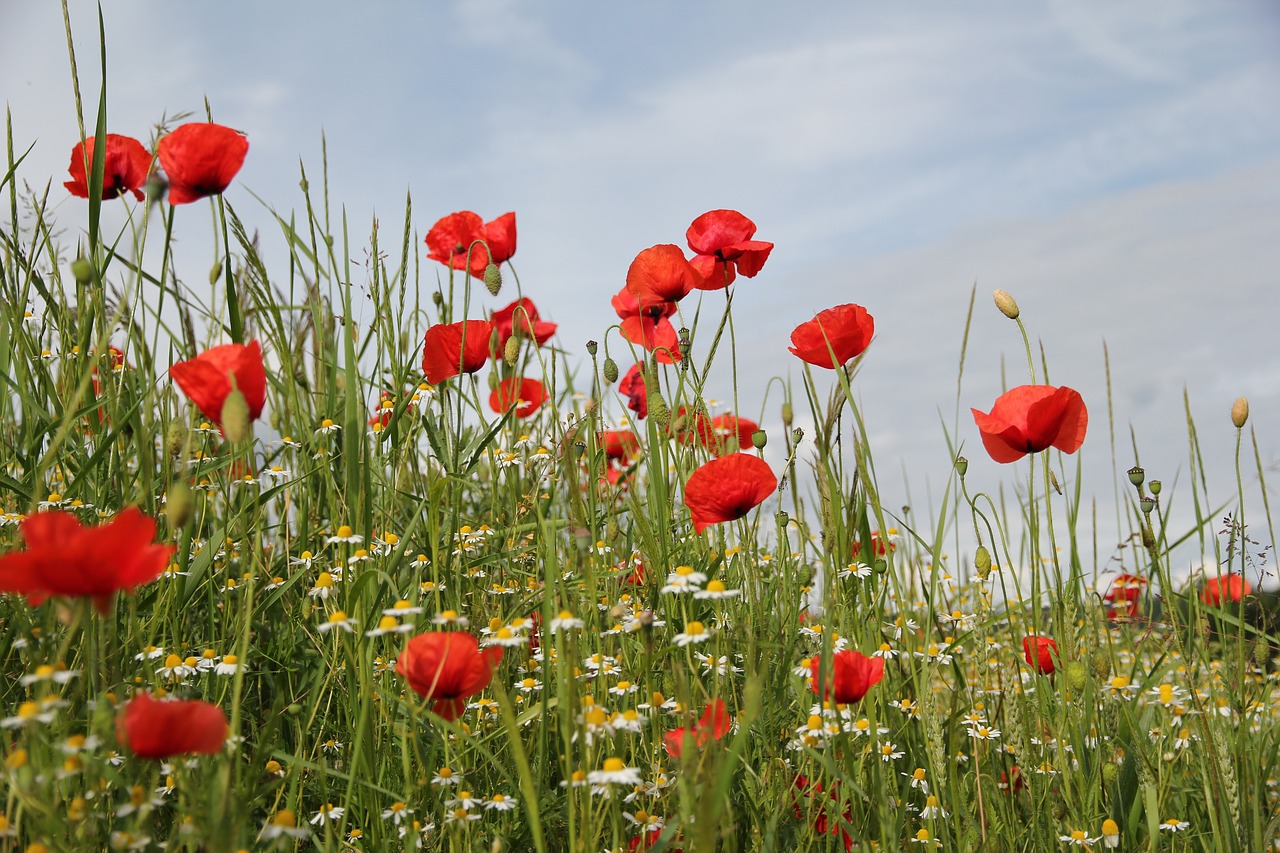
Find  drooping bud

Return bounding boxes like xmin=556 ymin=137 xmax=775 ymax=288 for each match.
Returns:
xmin=751 ymin=429 xmax=767 ymax=450
xmin=165 ymin=480 xmax=194 ymax=529
xmin=1231 ymin=396 xmax=1249 ymax=429
xmin=1089 ymin=648 xmax=1112 ymax=681
xmin=781 ymin=402 xmax=793 ymax=426
xmin=993 ymin=289 xmax=1019 ymax=320
xmin=209 ymin=261 xmax=223 ymax=286
xmin=71 ymin=258 xmax=94 ymax=285
xmin=503 ymin=335 xmax=520 ymax=367
xmin=166 ymin=422 xmax=187 ymax=458
xmin=955 ymin=456 xmax=968 ymax=477
xmin=1127 ymin=466 xmax=1144 ymax=487
xmin=974 ymin=545 xmax=992 ymax=579
xmin=602 ymin=357 xmax=619 ymax=384
xmin=648 ymin=390 xmax=670 ymax=428
xmin=1064 ymin=661 xmax=1087 ymax=692
xmin=483 ymin=262 xmax=502 ymax=296
xmin=220 ymin=388 xmax=252 ymax=444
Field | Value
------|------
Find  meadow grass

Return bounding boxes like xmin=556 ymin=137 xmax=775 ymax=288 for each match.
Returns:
xmin=0 ymin=11 xmax=1277 ymax=853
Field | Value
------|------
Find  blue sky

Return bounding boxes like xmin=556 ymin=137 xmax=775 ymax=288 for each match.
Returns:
xmin=4 ymin=1 xmax=1279 ymax=585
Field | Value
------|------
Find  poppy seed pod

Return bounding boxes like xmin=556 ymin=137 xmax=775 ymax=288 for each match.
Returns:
xmin=1149 ymin=480 xmax=1162 ymax=495
xmin=483 ymin=262 xmax=502 ymax=296
xmin=1127 ymin=466 xmax=1144 ymax=487
xmin=993 ymin=289 xmax=1019 ymax=319
xmin=1231 ymin=396 xmax=1249 ymax=428
xmin=751 ymin=429 xmax=767 ymax=450
xmin=955 ymin=456 xmax=968 ymax=477
xmin=602 ymin=357 xmax=619 ymax=384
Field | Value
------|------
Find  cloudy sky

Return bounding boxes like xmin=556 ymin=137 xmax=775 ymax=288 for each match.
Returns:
xmin=4 ymin=1 xmax=1279 ymax=586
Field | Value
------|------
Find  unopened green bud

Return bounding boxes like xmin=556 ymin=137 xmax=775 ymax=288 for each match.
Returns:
xmin=286 ymin=703 xmax=303 ymax=716
xmin=781 ymin=402 xmax=793 ymax=426
xmin=503 ymin=335 xmax=520 ymax=367
xmin=1064 ymin=661 xmax=1087 ymax=692
xmin=166 ymin=422 xmax=187 ymax=458
xmin=165 ymin=480 xmax=194 ymax=529
xmin=955 ymin=456 xmax=968 ymax=477
xmin=1101 ymin=763 xmax=1119 ymax=786
xmin=1254 ymin=639 xmax=1271 ymax=670
xmin=993 ymin=289 xmax=1019 ymax=320
xmin=1089 ymin=648 xmax=1112 ymax=681
xmin=487 ymin=371 xmax=500 ymax=391
xmin=648 ymin=391 xmax=670 ymax=427
xmin=220 ymin=388 xmax=252 ymax=444
xmin=873 ymin=559 xmax=888 ymax=574
xmin=974 ymin=546 xmax=992 ymax=577
xmin=1231 ymin=396 xmax=1249 ymax=429
xmin=483 ymin=262 xmax=502 ymax=296
xmin=602 ymin=357 xmax=619 ymax=384
xmin=71 ymin=258 xmax=93 ymax=285
xmin=1127 ymin=466 xmax=1144 ymax=487
xmin=585 ymin=340 xmax=598 ymax=357
xmin=1149 ymin=480 xmax=1162 ymax=496
xmin=751 ymin=429 xmax=767 ymax=450
xmin=432 ymin=291 xmax=445 ymax=307
xmin=209 ymin=261 xmax=223 ymax=286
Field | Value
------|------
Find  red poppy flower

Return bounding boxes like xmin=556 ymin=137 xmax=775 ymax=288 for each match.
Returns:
xmin=971 ymin=385 xmax=1088 ymax=464
xmin=492 ymin=297 xmax=556 ymax=348
xmin=618 ymin=364 xmax=648 ymax=419
xmin=788 ymin=303 xmax=875 ymax=369
xmin=999 ymin=766 xmax=1024 ymax=794
xmin=156 ymin=123 xmax=249 ymax=205
xmin=709 ymin=414 xmax=758 ymax=455
xmin=0 ymin=508 xmax=174 ymax=613
xmin=809 ymin=649 xmax=885 ymax=703
xmin=488 ymin=377 xmax=547 ymax=418
xmin=421 ymin=320 xmax=495 ymax=385
xmin=397 ymin=631 xmax=503 ymax=720
xmin=612 ymin=287 xmax=682 ymax=364
xmin=686 ymin=209 xmax=774 ymax=289
xmin=1104 ymin=573 xmax=1147 ymax=618
xmin=170 ymin=340 xmax=267 ymax=431
xmin=64 ymin=134 xmax=151 ymax=201
xmin=1022 ymin=636 xmax=1058 ymax=674
xmin=791 ymin=774 xmax=856 ymax=851
xmin=628 ymin=829 xmax=683 ymax=853
xmin=670 ymin=406 xmax=716 ymax=450
xmin=1201 ymin=573 xmax=1251 ymax=606
xmin=625 ymin=244 xmax=703 ymax=308
xmin=599 ymin=430 xmax=640 ymax=462
xmin=684 ymin=453 xmax=776 ymax=533
xmin=118 ymin=693 xmax=228 ymax=759
xmin=425 ymin=211 xmax=517 ymax=279
xmin=664 ymin=698 xmax=731 ymax=757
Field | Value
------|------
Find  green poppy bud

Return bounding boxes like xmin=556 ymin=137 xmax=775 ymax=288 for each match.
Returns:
xmin=503 ymin=335 xmax=520 ymax=367
xmin=993 ymin=289 xmax=1019 ymax=319
xmin=71 ymin=258 xmax=94 ymax=285
xmin=1101 ymin=763 xmax=1119 ymax=786
xmin=602 ymin=357 xmax=619 ymax=384
xmin=483 ymin=262 xmax=502 ymax=296
xmin=220 ymin=388 xmax=252 ymax=444
xmin=1064 ymin=661 xmax=1087 ymax=692
xmin=166 ymin=422 xmax=187 ymax=458
xmin=781 ymin=401 xmax=793 ymax=426
xmin=165 ymin=480 xmax=194 ymax=529
xmin=648 ymin=391 xmax=670 ymax=427
xmin=1089 ymin=648 xmax=1112 ymax=681
xmin=975 ymin=546 xmax=992 ymax=578
xmin=209 ymin=260 xmax=223 ymax=286
xmin=1232 ymin=396 xmax=1249 ymax=429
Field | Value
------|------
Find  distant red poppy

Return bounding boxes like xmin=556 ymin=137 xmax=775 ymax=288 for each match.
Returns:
xmin=118 ymin=693 xmax=228 ymax=759
xmin=64 ymin=134 xmax=151 ymax=201
xmin=628 ymin=829 xmax=683 ymax=853
xmin=421 ymin=320 xmax=494 ymax=385
xmin=425 ymin=211 xmax=517 ymax=279
xmin=625 ymin=244 xmax=703 ymax=308
xmin=709 ymin=414 xmax=759 ymax=455
xmin=971 ymin=385 xmax=1088 ymax=464
xmin=664 ymin=698 xmax=732 ymax=757
xmin=599 ymin=430 xmax=640 ymax=462
xmin=788 ymin=304 xmax=875 ymax=369
xmin=686 ymin=209 xmax=774 ymax=289
xmin=156 ymin=123 xmax=248 ymax=205
xmin=791 ymin=775 xmax=855 ymax=851
xmin=618 ymin=364 xmax=648 ymax=419
xmin=1104 ymin=573 xmax=1147 ymax=619
xmin=1022 ymin=636 xmax=1058 ymax=674
xmin=671 ymin=407 xmax=716 ymax=450
xmin=684 ymin=453 xmax=777 ymax=534
xmin=492 ymin=297 xmax=556 ymax=348
xmin=809 ymin=649 xmax=885 ymax=703
xmin=0 ymin=508 xmax=174 ymax=613
xmin=489 ymin=377 xmax=547 ymax=418
xmin=170 ymin=340 xmax=267 ymax=432
xmin=397 ymin=631 xmax=503 ymax=721
xmin=1201 ymin=573 xmax=1251 ymax=607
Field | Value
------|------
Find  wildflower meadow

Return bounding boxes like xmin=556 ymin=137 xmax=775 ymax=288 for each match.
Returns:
xmin=1 ymin=12 xmax=1278 ymax=853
